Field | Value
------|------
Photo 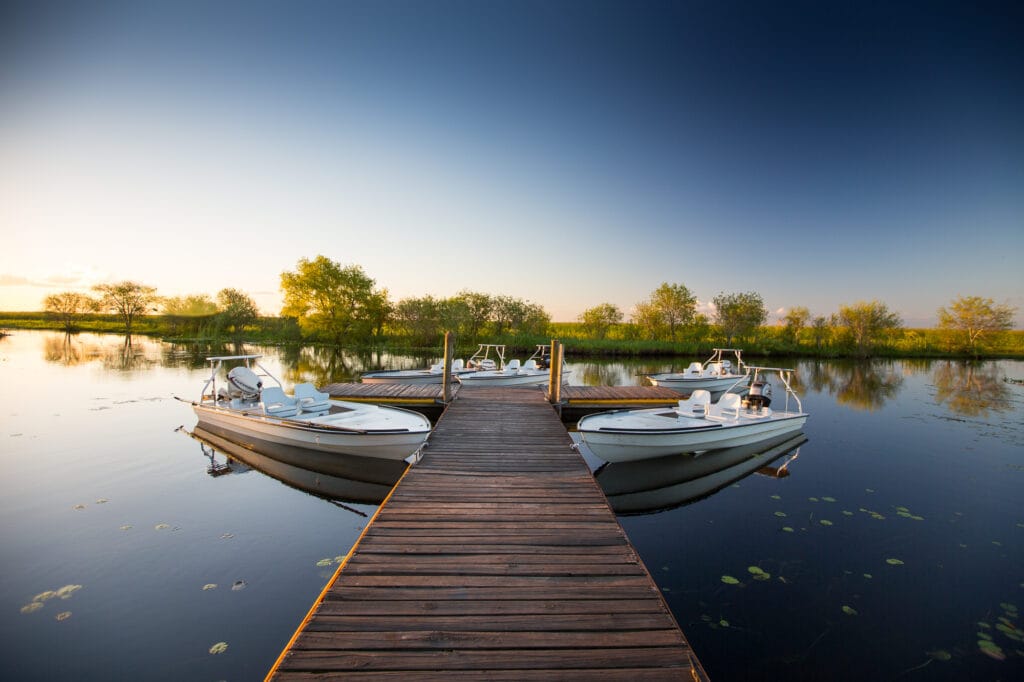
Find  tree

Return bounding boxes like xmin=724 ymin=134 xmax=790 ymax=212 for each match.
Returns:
xmin=810 ymin=315 xmax=832 ymax=350
xmin=713 ymin=291 xmax=767 ymax=345
xmin=578 ymin=303 xmax=623 ymax=340
xmin=937 ymin=295 xmax=1016 ymax=356
xmin=280 ymin=256 xmax=383 ymax=343
xmin=162 ymin=294 xmax=218 ymax=317
xmin=837 ymin=300 xmax=902 ymax=357
xmin=451 ymin=290 xmax=493 ymax=340
xmin=633 ymin=282 xmax=697 ymax=341
xmin=43 ymin=291 xmax=97 ymax=332
xmin=394 ymin=295 xmax=444 ymax=345
xmin=782 ymin=306 xmax=811 ymax=346
xmin=93 ymin=281 xmax=159 ymax=333
xmin=216 ymin=288 xmax=259 ymax=333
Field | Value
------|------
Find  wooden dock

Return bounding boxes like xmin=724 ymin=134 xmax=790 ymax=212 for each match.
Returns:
xmin=321 ymin=382 xmax=684 ymax=422
xmin=268 ymin=385 xmax=707 ymax=680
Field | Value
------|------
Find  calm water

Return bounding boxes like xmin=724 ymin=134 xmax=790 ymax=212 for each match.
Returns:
xmin=1 ymin=331 xmax=1022 ymax=680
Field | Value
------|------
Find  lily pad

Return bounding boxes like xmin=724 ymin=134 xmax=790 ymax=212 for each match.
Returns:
xmin=886 ymin=558 xmax=905 ymax=566
xmin=119 ymin=525 xmax=133 ymax=531
xmin=822 ymin=496 xmax=837 ymax=503
xmin=774 ymin=511 xmax=787 ymax=517
xmin=748 ymin=566 xmax=766 ymax=575
xmin=720 ymin=575 xmax=740 ymax=585
xmin=315 ymin=558 xmax=332 ymax=567
xmin=55 ymin=611 xmax=71 ymax=621
xmin=20 ymin=602 xmax=44 ymax=614
xmin=56 ymin=585 xmax=82 ymax=600
xmin=842 ymin=605 xmax=858 ymax=616
xmin=819 ymin=519 xmax=833 ymax=526
xmin=782 ymin=527 xmax=794 ymax=533
xmin=927 ymin=649 xmax=952 ymax=662
xmin=719 ymin=619 xmax=730 ymax=627
xmin=202 ymin=584 xmax=217 ymax=591
xmin=209 ymin=642 xmax=229 ymax=655
xmin=231 ymin=580 xmax=247 ymax=591
xmin=154 ymin=523 xmax=170 ymax=531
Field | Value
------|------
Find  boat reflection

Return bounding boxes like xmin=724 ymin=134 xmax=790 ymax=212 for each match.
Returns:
xmin=185 ymin=426 xmax=406 ymax=506
xmin=594 ymin=432 xmax=807 ymax=515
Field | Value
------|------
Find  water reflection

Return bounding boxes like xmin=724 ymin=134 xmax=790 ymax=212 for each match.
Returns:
xmin=184 ymin=426 xmax=405 ymax=506
xmin=594 ymin=432 xmax=807 ymax=515
xmin=42 ymin=333 xmax=161 ymax=371
xmin=932 ymin=360 xmax=1014 ymax=417
xmin=801 ymin=359 xmax=904 ymax=410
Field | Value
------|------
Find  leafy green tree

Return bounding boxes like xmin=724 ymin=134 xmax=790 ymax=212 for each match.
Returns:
xmin=713 ymin=291 xmax=767 ymax=345
xmin=394 ymin=296 xmax=444 ymax=345
xmin=162 ymin=294 xmax=218 ymax=316
xmin=837 ymin=300 xmax=902 ymax=357
xmin=937 ymin=295 xmax=1016 ymax=356
xmin=451 ymin=290 xmax=493 ymax=340
xmin=782 ymin=306 xmax=811 ymax=346
xmin=93 ymin=281 xmax=159 ymax=333
xmin=810 ymin=315 xmax=832 ymax=350
xmin=633 ymin=282 xmax=697 ymax=341
xmin=578 ymin=303 xmax=623 ymax=340
xmin=280 ymin=256 xmax=384 ymax=343
xmin=216 ymin=288 xmax=259 ymax=334
xmin=43 ymin=291 xmax=97 ymax=332
xmin=490 ymin=295 xmax=550 ymax=336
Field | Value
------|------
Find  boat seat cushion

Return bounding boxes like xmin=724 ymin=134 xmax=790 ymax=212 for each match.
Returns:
xmin=294 ymin=383 xmax=330 ymax=413
xmin=260 ymin=386 xmax=300 ymax=418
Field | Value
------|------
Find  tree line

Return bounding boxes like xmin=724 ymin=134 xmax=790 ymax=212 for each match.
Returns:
xmin=36 ymin=255 xmax=1018 ymax=357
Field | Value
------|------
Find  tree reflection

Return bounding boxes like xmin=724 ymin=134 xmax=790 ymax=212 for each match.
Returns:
xmin=802 ymin=359 xmax=904 ymax=411
xmin=42 ymin=333 xmax=160 ymax=372
xmin=573 ymin=361 xmax=629 ymax=387
xmin=932 ymin=360 xmax=1012 ymax=417
xmin=43 ymin=334 xmax=83 ymax=366
xmin=280 ymin=345 xmax=366 ymax=386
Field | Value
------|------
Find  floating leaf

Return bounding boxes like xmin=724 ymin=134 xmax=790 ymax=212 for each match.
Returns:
xmin=20 ymin=602 xmax=44 ymax=614
xmin=910 ymin=515 xmax=925 ymax=521
xmin=202 ymin=584 xmax=217 ymax=591
xmin=808 ymin=497 xmax=819 ymax=502
xmin=865 ymin=488 xmax=875 ymax=493
xmin=781 ymin=526 xmax=794 ymax=533
xmin=73 ymin=504 xmax=86 ymax=511
xmin=822 ymin=496 xmax=837 ymax=503
xmin=56 ymin=585 xmax=82 ymax=600
xmin=720 ymin=575 xmax=740 ymax=585
xmin=978 ymin=631 xmax=994 ymax=641
xmin=978 ymin=640 xmax=1005 ymax=660
xmin=863 ymin=573 xmax=873 ymax=579
xmin=119 ymin=525 xmax=132 ymax=531
xmin=886 ymin=558 xmax=905 ymax=566
xmin=33 ymin=591 xmax=57 ymax=603
xmin=842 ymin=511 xmax=854 ymax=516
xmin=979 ymin=621 xmax=992 ymax=629
xmin=154 ymin=523 xmax=170 ymax=531
xmin=748 ymin=566 xmax=766 ymax=575
xmin=220 ymin=533 xmax=234 ymax=540
xmin=928 ymin=649 xmax=952 ymax=662
xmin=896 ymin=506 xmax=910 ymax=513
xmin=55 ymin=611 xmax=71 ymax=621
xmin=820 ymin=519 xmax=833 ymax=526
xmin=753 ymin=572 xmax=771 ymax=581
xmin=770 ymin=495 xmax=781 ymax=500
xmin=231 ymin=580 xmax=247 ymax=591
xmin=774 ymin=511 xmax=787 ymax=517
xmin=719 ymin=619 xmax=730 ymax=627
xmin=208 ymin=642 xmax=229 ymax=655
xmin=842 ymin=605 xmax=858 ymax=616
xmin=95 ymin=498 xmax=108 ymax=504
xmin=315 ymin=558 xmax=332 ymax=567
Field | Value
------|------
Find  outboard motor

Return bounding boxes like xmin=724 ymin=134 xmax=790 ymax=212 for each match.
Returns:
xmin=746 ymin=377 xmax=772 ymax=412
xmin=227 ymin=366 xmax=262 ymax=400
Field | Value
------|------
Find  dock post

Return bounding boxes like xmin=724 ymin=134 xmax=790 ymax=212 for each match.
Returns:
xmin=548 ymin=338 xmax=563 ymax=405
xmin=442 ymin=331 xmax=454 ymax=404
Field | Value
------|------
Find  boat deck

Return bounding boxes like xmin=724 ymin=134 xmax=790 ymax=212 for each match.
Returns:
xmin=267 ymin=385 xmax=707 ymax=680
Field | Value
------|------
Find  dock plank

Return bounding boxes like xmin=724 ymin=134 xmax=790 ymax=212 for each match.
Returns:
xmin=267 ymin=385 xmax=707 ymax=681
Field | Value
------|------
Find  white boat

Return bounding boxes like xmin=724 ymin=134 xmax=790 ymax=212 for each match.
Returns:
xmin=362 ymin=357 xmax=475 ymax=385
xmin=577 ymin=366 xmax=807 ymax=463
xmin=646 ymin=348 xmax=749 ymax=393
xmin=183 ymin=355 xmax=431 ymax=461
xmin=455 ymin=344 xmax=571 ymax=387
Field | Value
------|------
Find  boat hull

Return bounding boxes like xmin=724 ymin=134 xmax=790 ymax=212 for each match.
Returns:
xmin=646 ymin=374 xmax=747 ymax=393
xmin=578 ymin=411 xmax=807 ymax=463
xmin=456 ymin=371 xmax=551 ymax=387
xmin=193 ymin=403 xmax=429 ymax=461
xmin=361 ymin=370 xmax=447 ymax=385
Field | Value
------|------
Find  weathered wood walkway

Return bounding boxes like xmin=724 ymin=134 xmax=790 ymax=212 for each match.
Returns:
xmin=268 ymin=385 xmax=707 ymax=680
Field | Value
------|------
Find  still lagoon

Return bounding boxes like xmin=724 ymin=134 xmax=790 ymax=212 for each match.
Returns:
xmin=1 ymin=330 xmax=1021 ymax=680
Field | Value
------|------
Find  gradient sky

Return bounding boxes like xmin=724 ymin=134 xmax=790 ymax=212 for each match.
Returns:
xmin=2 ymin=0 xmax=1022 ymax=326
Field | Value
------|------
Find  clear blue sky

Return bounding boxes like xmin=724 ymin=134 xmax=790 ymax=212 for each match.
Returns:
xmin=2 ymin=0 xmax=1021 ymax=326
